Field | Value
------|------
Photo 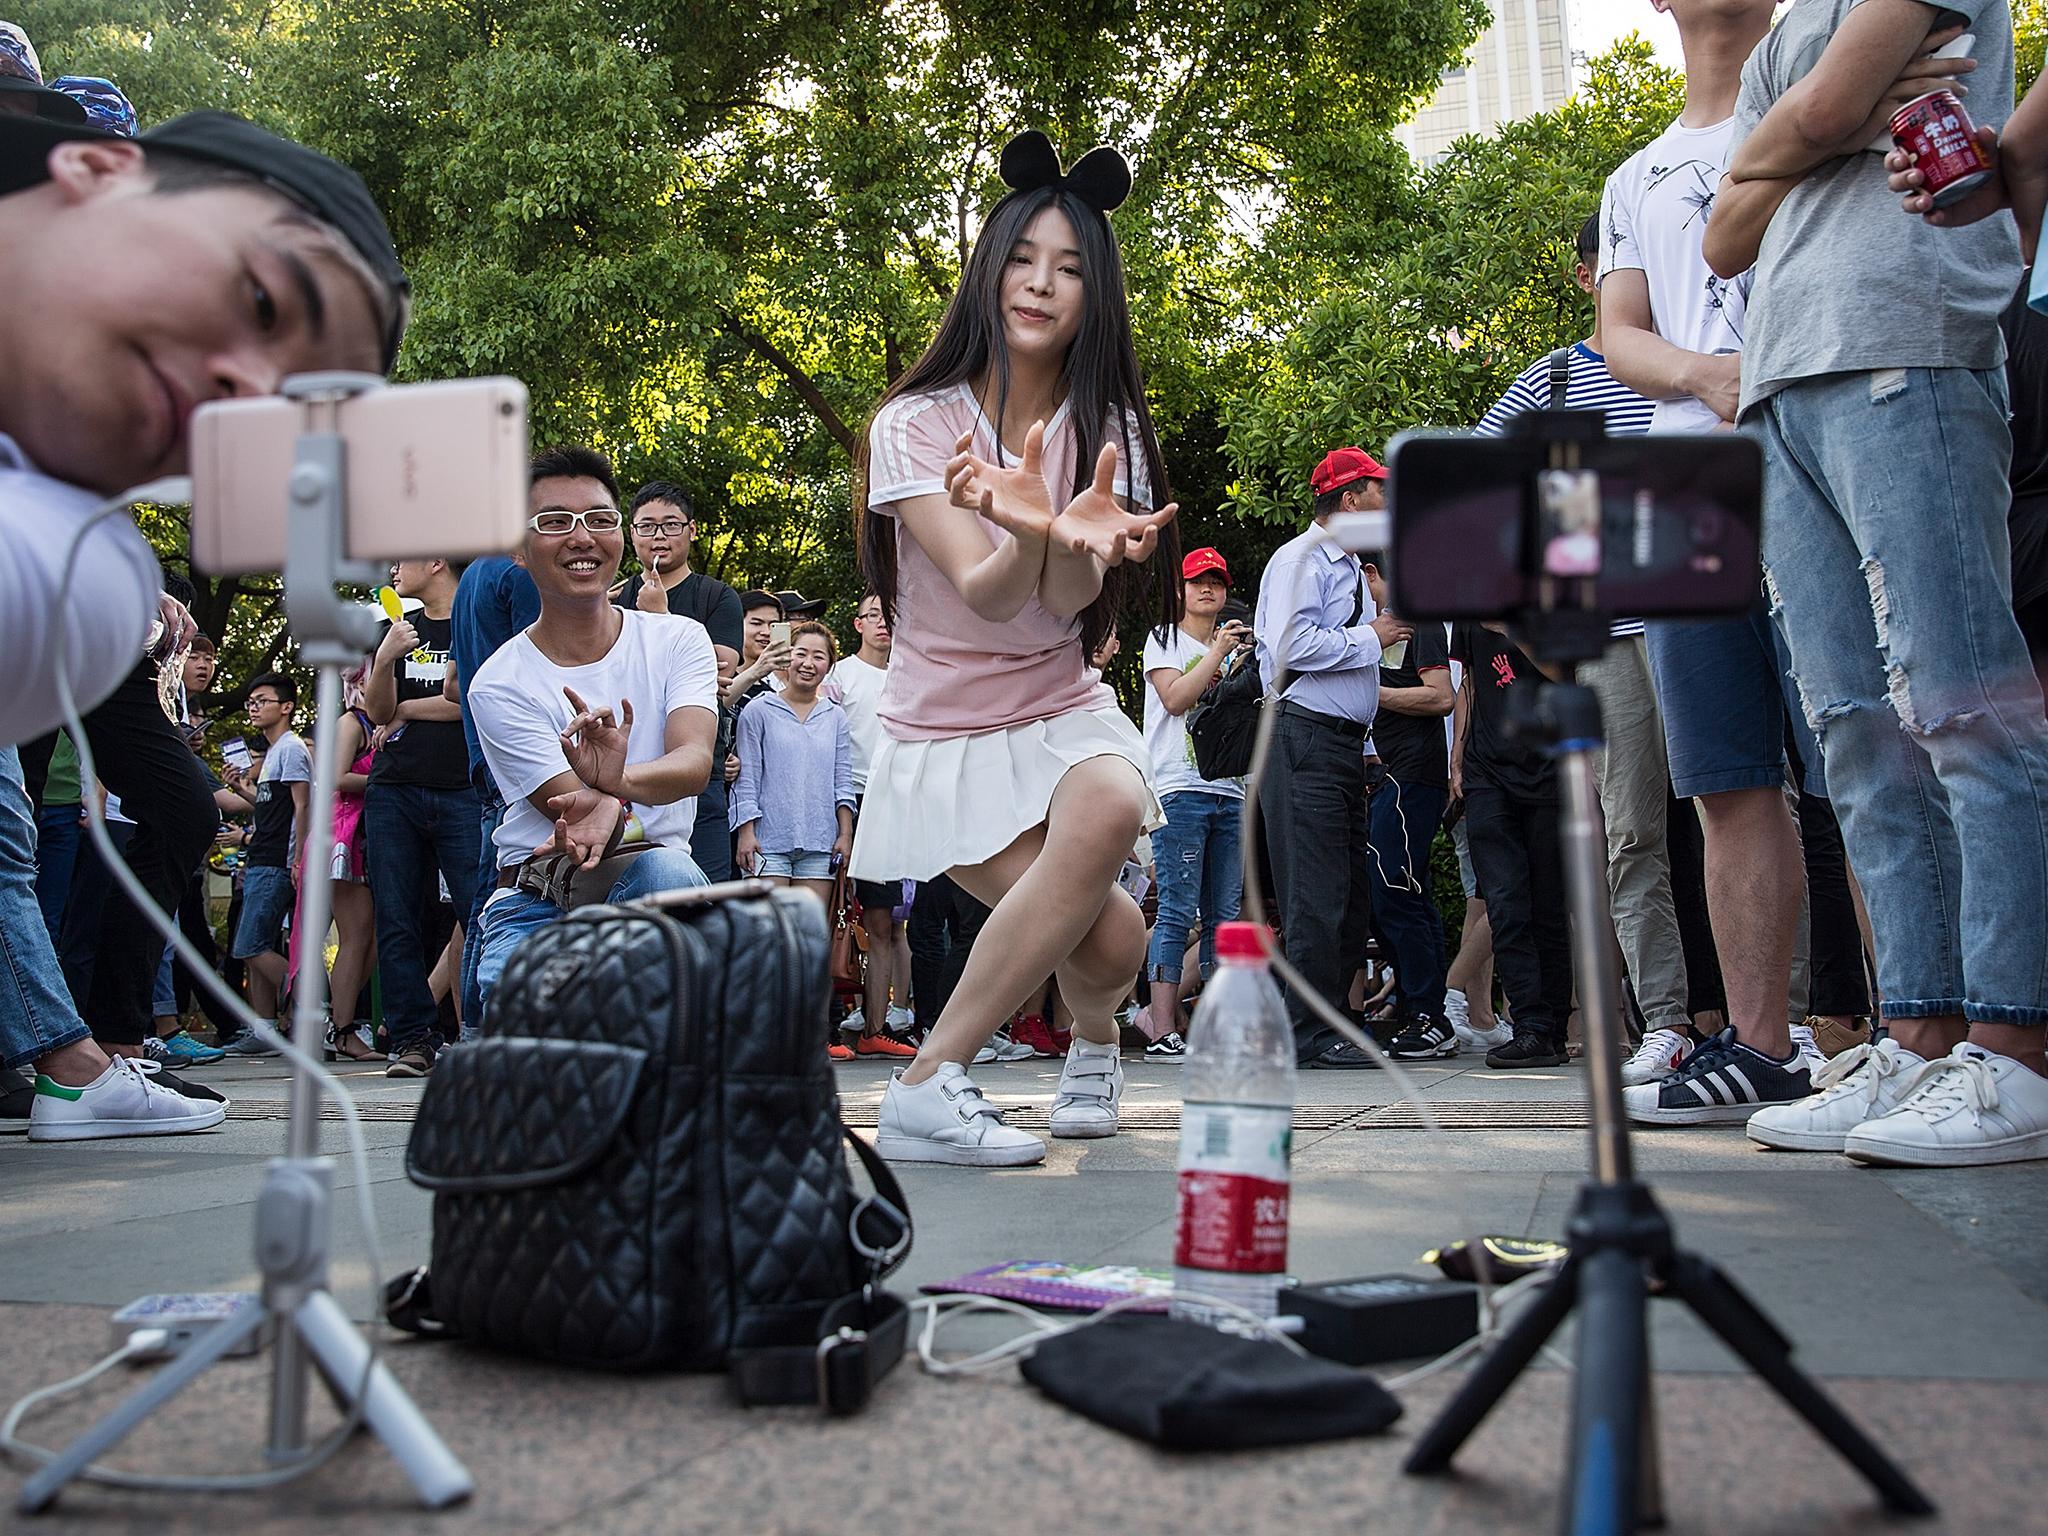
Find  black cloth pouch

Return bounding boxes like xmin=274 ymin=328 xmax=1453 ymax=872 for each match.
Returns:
xmin=1020 ymin=1313 xmax=1403 ymax=1450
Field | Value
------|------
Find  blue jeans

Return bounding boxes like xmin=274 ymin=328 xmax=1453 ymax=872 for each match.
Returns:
xmin=1147 ymin=790 xmax=1243 ymax=985
xmin=1755 ymin=365 xmax=2048 ymax=1025
xmin=1367 ymin=777 xmax=1449 ymax=1022
xmin=1645 ymin=600 xmax=1821 ymax=799
xmin=0 ymin=747 xmax=91 ymax=1070
xmin=474 ymin=846 xmax=708 ymax=1026
xmin=365 ymin=781 xmax=482 ymax=1054
xmin=34 ymin=802 xmax=80 ymax=938
xmin=457 ymin=781 xmax=506 ymax=1041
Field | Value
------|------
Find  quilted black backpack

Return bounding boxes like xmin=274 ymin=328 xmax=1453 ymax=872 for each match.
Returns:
xmin=399 ymin=884 xmax=912 ymax=1412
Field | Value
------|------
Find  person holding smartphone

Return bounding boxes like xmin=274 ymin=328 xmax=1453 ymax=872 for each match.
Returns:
xmin=730 ymin=621 xmax=854 ymax=911
xmin=1138 ymin=547 xmax=1249 ymax=1052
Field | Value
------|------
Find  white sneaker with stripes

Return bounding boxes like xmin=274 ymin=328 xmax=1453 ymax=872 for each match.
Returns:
xmin=1622 ymin=1026 xmax=1812 ymax=1126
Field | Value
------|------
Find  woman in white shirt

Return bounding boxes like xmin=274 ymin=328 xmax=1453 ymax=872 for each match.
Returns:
xmin=1139 ymin=547 xmax=1249 ymax=1046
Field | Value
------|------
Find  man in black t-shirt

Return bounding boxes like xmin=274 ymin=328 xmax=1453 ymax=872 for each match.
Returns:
xmin=1450 ymin=622 xmax=1570 ymax=1069
xmin=615 ymin=482 xmax=744 ymax=878
xmin=363 ymin=558 xmax=479 ymax=1077
xmin=615 ymin=481 xmax=744 ymax=667
xmin=1369 ymin=618 xmax=1458 ymax=1059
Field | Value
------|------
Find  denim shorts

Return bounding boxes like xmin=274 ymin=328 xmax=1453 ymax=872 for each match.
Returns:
xmin=757 ymin=848 xmax=835 ymax=880
xmin=1644 ymin=601 xmax=1822 ymax=800
xmin=232 ymin=864 xmax=295 ymax=959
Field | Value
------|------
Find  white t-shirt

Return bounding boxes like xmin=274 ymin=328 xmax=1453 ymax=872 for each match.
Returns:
xmin=1140 ymin=627 xmax=1244 ymax=801
xmin=827 ymin=654 xmax=888 ymax=794
xmin=1597 ymin=116 xmax=1751 ymax=435
xmin=469 ymin=610 xmax=719 ymax=869
xmin=0 ymin=433 xmax=162 ymax=745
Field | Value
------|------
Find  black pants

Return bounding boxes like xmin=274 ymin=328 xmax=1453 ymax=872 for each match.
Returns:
xmin=1462 ymin=782 xmax=1571 ymax=1042
xmin=1258 ymin=710 xmax=1372 ymax=1060
xmin=21 ymin=663 xmax=218 ymax=1046
xmin=1665 ymin=791 xmax=1723 ymax=1019
xmin=171 ymin=868 xmax=239 ymax=1031
xmin=907 ymin=874 xmax=987 ymax=1024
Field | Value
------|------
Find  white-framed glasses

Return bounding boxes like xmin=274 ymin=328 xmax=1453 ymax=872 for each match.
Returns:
xmin=529 ymin=507 xmax=624 ymax=537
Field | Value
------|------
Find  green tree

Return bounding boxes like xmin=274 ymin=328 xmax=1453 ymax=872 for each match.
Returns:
xmin=1220 ymin=38 xmax=1684 ymax=527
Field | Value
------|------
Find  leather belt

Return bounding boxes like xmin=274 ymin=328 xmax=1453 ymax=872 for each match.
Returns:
xmin=1278 ymin=699 xmax=1369 ymax=739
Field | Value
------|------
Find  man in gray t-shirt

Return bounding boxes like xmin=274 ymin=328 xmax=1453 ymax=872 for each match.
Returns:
xmin=1703 ymin=0 xmax=2048 ymax=1170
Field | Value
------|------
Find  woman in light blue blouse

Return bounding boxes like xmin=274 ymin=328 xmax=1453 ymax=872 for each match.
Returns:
xmin=731 ymin=621 xmax=855 ymax=908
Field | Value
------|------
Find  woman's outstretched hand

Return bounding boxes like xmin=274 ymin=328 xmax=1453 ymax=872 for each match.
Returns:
xmin=1050 ymin=442 xmax=1179 ymax=566
xmin=947 ymin=423 xmax=1055 ymax=544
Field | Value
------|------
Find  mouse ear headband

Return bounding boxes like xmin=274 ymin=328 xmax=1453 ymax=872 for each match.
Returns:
xmin=997 ymin=129 xmax=1132 ymax=214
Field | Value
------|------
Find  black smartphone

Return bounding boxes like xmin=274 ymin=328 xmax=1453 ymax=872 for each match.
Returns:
xmin=1384 ymin=426 xmax=1762 ymax=621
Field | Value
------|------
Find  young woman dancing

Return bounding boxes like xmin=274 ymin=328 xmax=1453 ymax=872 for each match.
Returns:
xmin=852 ymin=130 xmax=1181 ymax=1166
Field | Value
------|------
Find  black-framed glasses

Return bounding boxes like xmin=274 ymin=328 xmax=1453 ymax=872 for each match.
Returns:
xmin=246 ymin=695 xmax=282 ymax=709
xmin=529 ymin=507 xmax=624 ymax=537
xmin=631 ymin=518 xmax=689 ymax=538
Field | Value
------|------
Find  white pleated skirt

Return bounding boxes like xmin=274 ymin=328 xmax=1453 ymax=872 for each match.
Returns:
xmin=849 ymin=706 xmax=1165 ymax=882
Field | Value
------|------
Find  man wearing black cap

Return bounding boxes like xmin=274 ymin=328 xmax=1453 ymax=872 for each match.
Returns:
xmin=0 ymin=100 xmax=407 ymax=1134
xmin=1253 ymin=448 xmax=1414 ymax=1068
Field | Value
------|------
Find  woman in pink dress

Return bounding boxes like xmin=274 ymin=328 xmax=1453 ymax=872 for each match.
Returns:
xmin=853 ymin=132 xmax=1180 ymax=1167
xmin=324 ymin=666 xmax=379 ymax=1060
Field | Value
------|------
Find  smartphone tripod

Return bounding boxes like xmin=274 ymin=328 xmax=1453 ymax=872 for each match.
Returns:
xmin=1400 ymin=619 xmax=1933 ymax=1532
xmin=21 ymin=375 xmax=472 ymax=1513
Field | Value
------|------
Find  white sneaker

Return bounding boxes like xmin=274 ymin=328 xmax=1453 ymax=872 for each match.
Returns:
xmin=1843 ymin=1044 xmax=2048 ymax=1168
xmin=1621 ymin=1027 xmax=1690 ymax=1087
xmin=1788 ymin=1022 xmax=1828 ymax=1078
xmin=28 ymin=1058 xmax=229 ymax=1142
xmin=1048 ymin=1039 xmax=1123 ymax=1139
xmin=972 ymin=1030 xmax=1033 ymax=1065
xmin=1453 ymin=1018 xmax=1514 ymax=1053
xmin=886 ymin=1005 xmax=915 ymax=1031
xmin=1443 ymin=989 xmax=1470 ymax=1031
xmin=839 ymin=1008 xmax=866 ymax=1035
xmin=1747 ymin=1038 xmax=1925 ymax=1152
xmin=876 ymin=1063 xmax=1044 ymax=1166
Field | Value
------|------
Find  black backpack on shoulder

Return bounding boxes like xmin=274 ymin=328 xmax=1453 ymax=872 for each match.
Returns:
xmin=400 ymin=884 xmax=911 ymax=1412
xmin=1185 ymin=648 xmax=1265 ymax=782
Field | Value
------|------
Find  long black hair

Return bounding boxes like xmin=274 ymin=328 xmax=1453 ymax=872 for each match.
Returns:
xmin=856 ymin=183 xmax=1180 ymax=658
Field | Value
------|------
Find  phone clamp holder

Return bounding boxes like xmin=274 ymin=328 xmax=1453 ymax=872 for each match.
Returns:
xmin=20 ymin=372 xmax=473 ymax=1514
xmin=1396 ymin=428 xmax=1932 ymax=1530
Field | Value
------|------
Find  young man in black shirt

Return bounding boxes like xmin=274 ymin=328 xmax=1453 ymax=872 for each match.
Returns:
xmin=1370 ymin=618 xmax=1458 ymax=1058
xmin=1451 ymin=622 xmax=1571 ymax=1068
xmin=616 ymin=481 xmax=744 ymax=667
xmin=617 ymin=481 xmax=744 ymax=878
xmin=363 ymin=558 xmax=478 ymax=1077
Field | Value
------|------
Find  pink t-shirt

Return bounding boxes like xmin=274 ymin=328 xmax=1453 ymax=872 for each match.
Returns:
xmin=866 ymin=383 xmax=1153 ymax=741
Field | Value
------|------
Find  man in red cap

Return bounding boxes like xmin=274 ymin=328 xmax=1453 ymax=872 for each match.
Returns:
xmin=1252 ymin=449 xmax=1412 ymax=1067
xmin=1138 ymin=545 xmax=1254 ymax=1051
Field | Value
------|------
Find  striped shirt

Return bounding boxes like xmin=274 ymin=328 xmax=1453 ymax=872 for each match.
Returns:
xmin=1476 ymin=342 xmax=1654 ymax=639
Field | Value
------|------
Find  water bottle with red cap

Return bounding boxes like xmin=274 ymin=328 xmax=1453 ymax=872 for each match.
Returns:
xmin=1170 ymin=920 xmax=1297 ymax=1323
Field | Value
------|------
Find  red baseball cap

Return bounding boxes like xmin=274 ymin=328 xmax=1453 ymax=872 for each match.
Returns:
xmin=1182 ymin=547 xmax=1231 ymax=585
xmin=1310 ymin=447 xmax=1387 ymax=496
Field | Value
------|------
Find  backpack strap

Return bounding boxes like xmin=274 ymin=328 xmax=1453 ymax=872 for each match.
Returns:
xmin=1547 ymin=346 xmax=1572 ymax=411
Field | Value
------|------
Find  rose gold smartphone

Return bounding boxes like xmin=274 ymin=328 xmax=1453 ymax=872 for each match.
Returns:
xmin=188 ymin=377 xmax=529 ymax=575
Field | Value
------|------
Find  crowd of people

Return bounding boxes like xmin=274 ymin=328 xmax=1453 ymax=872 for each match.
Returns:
xmin=5 ymin=3 xmax=2047 ymax=1177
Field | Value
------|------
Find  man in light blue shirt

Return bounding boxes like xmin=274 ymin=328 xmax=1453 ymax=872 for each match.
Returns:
xmin=1253 ymin=448 xmax=1412 ymax=1067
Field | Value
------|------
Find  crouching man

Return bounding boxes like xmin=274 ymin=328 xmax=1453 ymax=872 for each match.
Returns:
xmin=467 ymin=446 xmax=718 ymax=1023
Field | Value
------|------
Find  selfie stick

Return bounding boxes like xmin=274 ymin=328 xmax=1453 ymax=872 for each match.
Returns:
xmin=21 ymin=374 xmax=472 ymax=1511
xmin=1397 ymin=416 xmax=1931 ymax=1531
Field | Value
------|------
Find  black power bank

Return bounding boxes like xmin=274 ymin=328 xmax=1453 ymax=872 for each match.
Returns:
xmin=1278 ymin=1273 xmax=1482 ymax=1366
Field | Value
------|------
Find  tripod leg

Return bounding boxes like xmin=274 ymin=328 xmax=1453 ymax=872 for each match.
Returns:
xmin=1666 ymin=1254 xmax=1935 ymax=1517
xmin=1404 ymin=1261 xmax=1578 ymax=1475
xmin=292 ymin=1291 xmax=473 ymax=1509
xmin=18 ymin=1302 xmax=268 ymax=1514
xmin=1564 ymin=1247 xmax=1648 ymax=1536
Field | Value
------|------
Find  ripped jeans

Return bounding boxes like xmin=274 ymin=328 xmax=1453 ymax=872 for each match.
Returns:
xmin=1753 ymin=365 xmax=2048 ymax=1026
